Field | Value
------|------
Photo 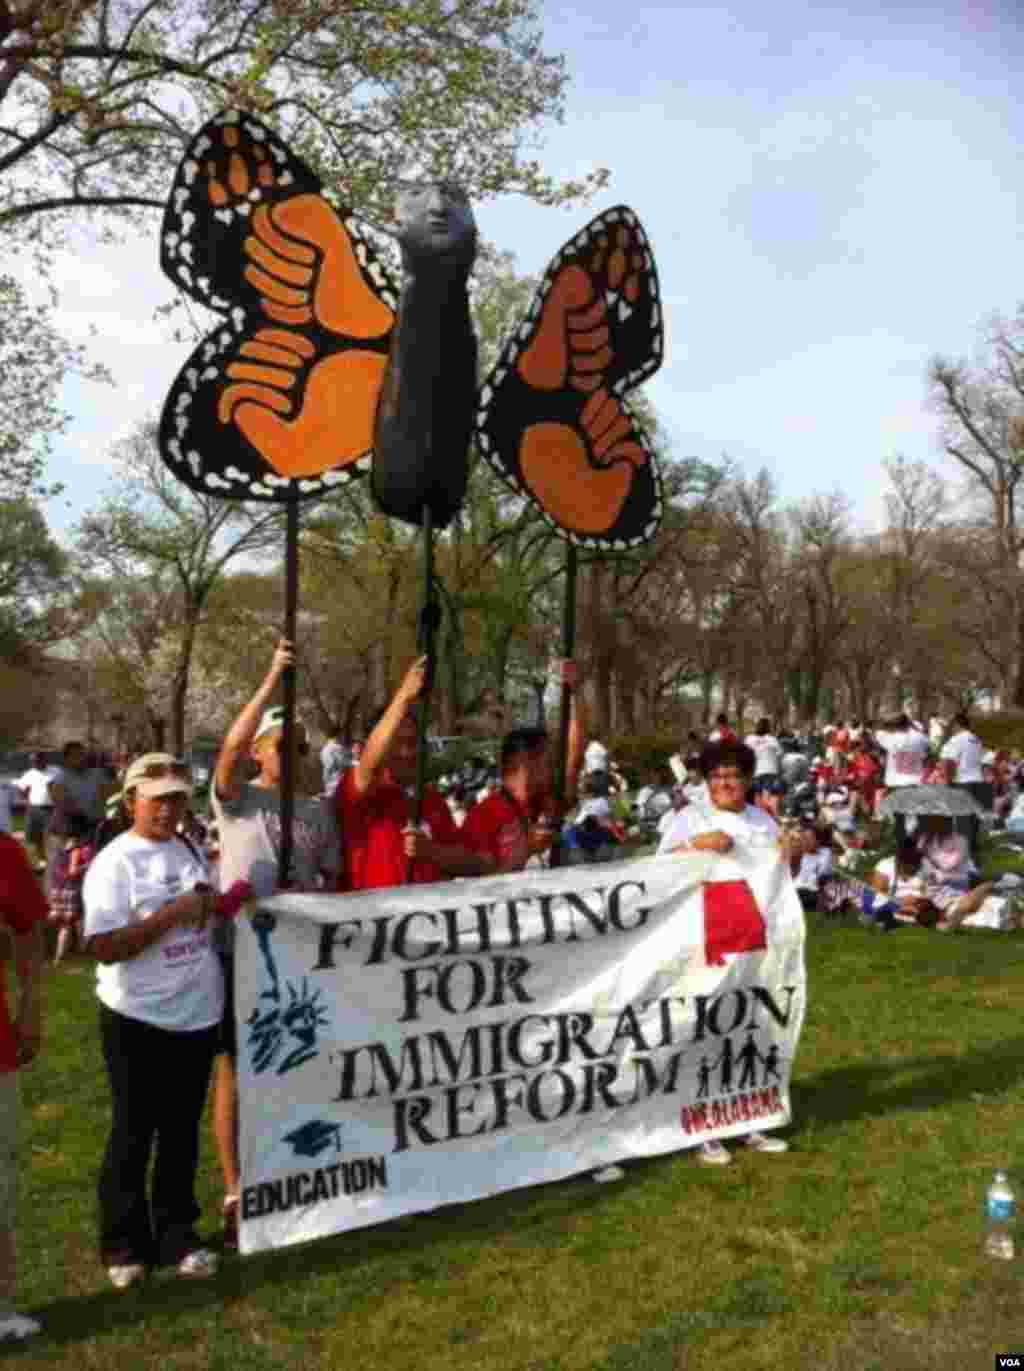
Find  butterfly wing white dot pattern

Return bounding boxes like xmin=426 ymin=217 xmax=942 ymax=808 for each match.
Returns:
xmin=158 ymin=109 xmax=397 ymax=503
xmin=474 ymin=206 xmax=665 ymax=549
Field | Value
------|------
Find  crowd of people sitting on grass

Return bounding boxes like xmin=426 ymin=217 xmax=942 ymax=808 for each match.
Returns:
xmin=5 ymin=664 xmax=1024 ymax=1337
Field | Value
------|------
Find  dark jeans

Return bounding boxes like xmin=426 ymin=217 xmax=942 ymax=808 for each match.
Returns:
xmin=98 ymin=1005 xmax=219 ymax=1266
xmin=957 ymin=784 xmax=991 ymax=860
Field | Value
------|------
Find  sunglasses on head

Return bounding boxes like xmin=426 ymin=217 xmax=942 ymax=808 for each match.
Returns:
xmin=140 ymin=761 xmax=191 ymax=780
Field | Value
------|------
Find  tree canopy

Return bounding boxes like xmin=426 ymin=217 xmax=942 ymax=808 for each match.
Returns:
xmin=0 ymin=270 xmax=108 ymax=498
xmin=0 ymin=0 xmax=606 ymax=240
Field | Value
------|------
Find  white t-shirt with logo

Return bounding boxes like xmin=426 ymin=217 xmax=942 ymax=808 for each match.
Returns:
xmin=939 ymin=729 xmax=984 ymax=784
xmin=874 ymin=729 xmax=930 ymax=787
xmin=83 ymin=831 xmax=223 ymax=1031
xmin=874 ymin=856 xmax=925 ymax=903
xmin=744 ymin=734 xmax=782 ymax=777
xmin=17 ymin=766 xmax=56 ymax=806
xmin=656 ymin=802 xmax=779 ymax=853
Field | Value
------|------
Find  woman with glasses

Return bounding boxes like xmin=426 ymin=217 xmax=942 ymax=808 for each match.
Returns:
xmin=656 ymin=740 xmax=791 ymax=1167
xmin=209 ymin=639 xmax=341 ymax=1250
xmin=82 ymin=753 xmax=222 ymax=1288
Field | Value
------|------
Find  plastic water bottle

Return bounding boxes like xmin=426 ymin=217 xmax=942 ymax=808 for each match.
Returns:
xmin=984 ymin=1170 xmax=1016 ymax=1260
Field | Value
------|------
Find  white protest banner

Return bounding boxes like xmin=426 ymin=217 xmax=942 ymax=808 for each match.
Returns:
xmin=235 ymin=847 xmax=805 ymax=1254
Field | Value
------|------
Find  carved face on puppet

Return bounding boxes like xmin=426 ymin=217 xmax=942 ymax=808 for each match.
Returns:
xmin=394 ymin=180 xmax=477 ymax=270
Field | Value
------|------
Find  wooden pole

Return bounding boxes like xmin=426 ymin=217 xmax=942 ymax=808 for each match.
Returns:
xmin=411 ymin=502 xmax=438 ymax=831
xmin=550 ymin=541 xmax=578 ymax=867
xmin=277 ymin=487 xmax=300 ymax=889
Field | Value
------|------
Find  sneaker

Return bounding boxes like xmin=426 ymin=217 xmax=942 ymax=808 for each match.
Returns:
xmin=697 ymin=1139 xmax=731 ymax=1166
xmin=222 ymin=1195 xmax=239 ymax=1252
xmin=107 ymin=1263 xmax=146 ymax=1290
xmin=745 ymin=1131 xmax=789 ymax=1154
xmin=0 ymin=1313 xmax=42 ymax=1341
xmin=592 ymin=1165 xmax=625 ymax=1183
xmin=178 ymin=1246 xmax=218 ymax=1279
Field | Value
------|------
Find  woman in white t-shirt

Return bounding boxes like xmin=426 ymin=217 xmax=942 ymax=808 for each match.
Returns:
xmin=873 ymin=715 xmax=930 ymax=789
xmin=83 ymin=753 xmax=222 ymax=1290
xmin=656 ymin=739 xmax=788 ymax=1167
xmin=744 ymin=718 xmax=783 ymax=778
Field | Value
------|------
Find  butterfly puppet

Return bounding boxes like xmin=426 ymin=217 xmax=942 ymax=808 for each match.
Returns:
xmin=158 ymin=109 xmax=665 ymax=549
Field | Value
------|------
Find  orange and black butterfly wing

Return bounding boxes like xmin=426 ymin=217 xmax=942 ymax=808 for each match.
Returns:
xmin=476 ymin=206 xmax=664 ymax=548
xmin=158 ymin=109 xmax=397 ymax=503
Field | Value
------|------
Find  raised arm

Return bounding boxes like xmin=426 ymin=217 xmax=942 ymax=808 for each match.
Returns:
xmin=214 ymin=640 xmax=293 ymax=804
xmin=563 ymin=661 xmax=585 ymax=805
xmin=354 ymin=657 xmax=426 ymax=795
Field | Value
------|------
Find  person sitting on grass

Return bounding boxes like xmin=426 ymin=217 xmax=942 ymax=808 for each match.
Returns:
xmin=790 ymin=823 xmax=832 ymax=912
xmin=915 ymin=814 xmax=993 ymax=932
xmin=565 ymin=771 xmax=626 ymax=862
xmin=862 ymin=839 xmax=929 ymax=930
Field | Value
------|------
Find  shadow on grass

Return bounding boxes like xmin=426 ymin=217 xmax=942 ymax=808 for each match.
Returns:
xmin=794 ymin=1032 xmax=1024 ymax=1132
xmin=29 ymin=1168 xmax=620 ymax=1350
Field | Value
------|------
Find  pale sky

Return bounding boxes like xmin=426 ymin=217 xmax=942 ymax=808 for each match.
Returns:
xmin=10 ymin=0 xmax=1023 ymax=536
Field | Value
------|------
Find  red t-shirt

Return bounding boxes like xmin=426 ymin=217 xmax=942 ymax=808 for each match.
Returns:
xmin=337 ymin=769 xmax=461 ymax=890
xmin=0 ymin=835 xmax=47 ymax=1074
xmin=462 ymin=789 xmax=531 ymax=872
xmin=849 ymin=753 xmax=879 ymax=786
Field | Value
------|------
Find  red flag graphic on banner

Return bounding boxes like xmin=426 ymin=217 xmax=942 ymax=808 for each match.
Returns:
xmin=703 ymin=879 xmax=767 ymax=966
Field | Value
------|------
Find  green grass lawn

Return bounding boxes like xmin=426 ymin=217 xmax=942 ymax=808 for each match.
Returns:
xmin=7 ymin=906 xmax=1024 ymax=1370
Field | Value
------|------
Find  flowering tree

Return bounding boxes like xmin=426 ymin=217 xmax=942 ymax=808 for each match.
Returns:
xmin=0 ymin=0 xmax=605 ymax=240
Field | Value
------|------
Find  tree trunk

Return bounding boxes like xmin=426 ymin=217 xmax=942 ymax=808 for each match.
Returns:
xmin=1013 ymin=617 xmax=1024 ymax=708
xmin=615 ymin=671 xmax=635 ymax=735
xmin=441 ymin=614 xmax=463 ymax=734
xmin=530 ymin=679 xmax=546 ymax=726
xmin=342 ymin=692 xmax=362 ymax=745
xmin=699 ymin=669 xmax=714 ymax=727
xmin=148 ymin=712 xmax=166 ymax=751
xmin=594 ymin=654 xmax=613 ymax=738
xmin=170 ymin=614 xmax=198 ymax=753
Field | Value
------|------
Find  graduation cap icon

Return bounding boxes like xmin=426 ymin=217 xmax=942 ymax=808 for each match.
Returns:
xmin=282 ymin=1119 xmax=343 ymax=1159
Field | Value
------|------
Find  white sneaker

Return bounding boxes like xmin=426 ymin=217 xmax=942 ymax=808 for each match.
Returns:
xmin=745 ymin=1131 xmax=789 ymax=1153
xmin=0 ymin=1313 xmax=42 ymax=1341
xmin=698 ymin=1139 xmax=732 ymax=1166
xmin=108 ymin=1263 xmax=146 ymax=1290
xmin=178 ymin=1246 xmax=218 ymax=1278
xmin=592 ymin=1165 xmax=625 ymax=1183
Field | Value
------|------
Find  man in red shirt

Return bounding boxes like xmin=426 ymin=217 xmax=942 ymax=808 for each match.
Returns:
xmin=337 ymin=656 xmax=489 ymax=889
xmin=707 ymin=713 xmax=737 ymax=745
xmin=847 ymin=739 xmax=880 ymax=817
xmin=0 ymin=835 xmax=46 ymax=1343
xmin=462 ymin=664 xmax=583 ymax=873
